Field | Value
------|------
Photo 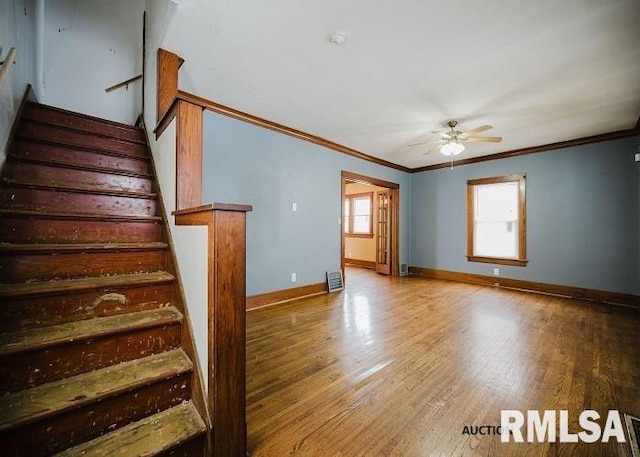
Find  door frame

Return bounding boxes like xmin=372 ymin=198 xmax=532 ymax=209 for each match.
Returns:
xmin=341 ymin=170 xmax=400 ymax=280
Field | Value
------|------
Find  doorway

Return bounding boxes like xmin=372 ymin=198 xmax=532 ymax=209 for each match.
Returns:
xmin=341 ymin=171 xmax=400 ymax=281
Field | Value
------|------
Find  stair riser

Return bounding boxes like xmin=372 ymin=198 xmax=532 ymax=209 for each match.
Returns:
xmin=0 ymin=217 xmax=161 ymax=244
xmin=157 ymin=436 xmax=207 ymax=457
xmin=4 ymin=161 xmax=153 ymax=193
xmin=13 ymin=140 xmax=150 ymax=175
xmin=0 ymin=324 xmax=181 ymax=393
xmin=22 ymin=103 xmax=145 ymax=143
xmin=18 ymin=122 xmax=147 ymax=158
xmin=1 ymin=373 xmax=191 ymax=456
xmin=0 ymin=187 xmax=157 ymax=217
xmin=0 ymin=250 xmax=167 ymax=283
xmin=0 ymin=283 xmax=174 ymax=332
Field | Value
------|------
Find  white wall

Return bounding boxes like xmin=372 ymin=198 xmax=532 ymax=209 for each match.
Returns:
xmin=42 ymin=0 xmax=144 ymax=124
xmin=0 ymin=0 xmax=36 ymax=168
xmin=149 ymin=118 xmax=209 ymax=390
xmin=143 ymin=0 xmax=209 ymax=389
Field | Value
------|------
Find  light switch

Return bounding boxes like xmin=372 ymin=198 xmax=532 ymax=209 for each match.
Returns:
xmin=291 ymin=202 xmax=297 ymax=212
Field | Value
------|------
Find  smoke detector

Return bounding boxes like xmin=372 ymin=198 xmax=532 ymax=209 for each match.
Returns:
xmin=329 ymin=31 xmax=348 ymax=45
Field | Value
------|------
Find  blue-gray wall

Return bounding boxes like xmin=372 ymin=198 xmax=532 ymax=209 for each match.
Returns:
xmin=411 ymin=136 xmax=640 ymax=295
xmin=203 ymin=111 xmax=412 ymax=296
xmin=203 ymin=108 xmax=638 ymax=297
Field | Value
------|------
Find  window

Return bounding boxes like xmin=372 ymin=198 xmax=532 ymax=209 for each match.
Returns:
xmin=344 ymin=192 xmax=373 ymax=237
xmin=467 ymin=175 xmax=527 ymax=266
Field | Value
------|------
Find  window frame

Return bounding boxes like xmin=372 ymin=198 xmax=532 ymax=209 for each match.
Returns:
xmin=344 ymin=192 xmax=374 ymax=238
xmin=466 ymin=174 xmax=528 ymax=267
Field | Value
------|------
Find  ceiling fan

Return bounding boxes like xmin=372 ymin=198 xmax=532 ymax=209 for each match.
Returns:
xmin=409 ymin=120 xmax=502 ymax=156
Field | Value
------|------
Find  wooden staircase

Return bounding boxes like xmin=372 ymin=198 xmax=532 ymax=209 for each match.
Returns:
xmin=0 ymin=102 xmax=207 ymax=456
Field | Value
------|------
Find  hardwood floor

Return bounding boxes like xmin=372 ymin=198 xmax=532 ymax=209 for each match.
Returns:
xmin=246 ymin=267 xmax=640 ymax=456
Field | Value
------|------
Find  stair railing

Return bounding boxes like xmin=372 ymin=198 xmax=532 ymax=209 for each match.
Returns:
xmin=104 ymin=74 xmax=142 ymax=93
xmin=0 ymin=47 xmax=17 ymax=88
xmin=153 ymin=48 xmax=251 ymax=457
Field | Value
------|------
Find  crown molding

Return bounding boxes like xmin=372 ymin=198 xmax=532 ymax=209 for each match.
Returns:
xmin=173 ymin=89 xmax=640 ymax=175
xmin=176 ymin=91 xmax=413 ymax=173
xmin=412 ymin=127 xmax=640 ymax=173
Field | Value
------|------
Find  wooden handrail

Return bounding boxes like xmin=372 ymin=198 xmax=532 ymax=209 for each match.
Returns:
xmin=105 ymin=74 xmax=142 ymax=93
xmin=0 ymin=47 xmax=17 ymax=88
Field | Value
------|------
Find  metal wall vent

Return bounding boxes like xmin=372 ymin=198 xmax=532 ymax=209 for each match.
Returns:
xmin=400 ymin=264 xmax=409 ymax=276
xmin=326 ymin=271 xmax=344 ymax=292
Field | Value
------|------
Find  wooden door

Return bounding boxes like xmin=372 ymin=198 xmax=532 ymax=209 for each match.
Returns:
xmin=376 ymin=190 xmax=391 ymax=275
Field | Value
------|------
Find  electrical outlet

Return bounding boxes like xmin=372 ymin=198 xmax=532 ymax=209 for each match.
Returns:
xmin=493 ymin=268 xmax=500 ymax=276
xmin=291 ymin=273 xmax=297 ymax=282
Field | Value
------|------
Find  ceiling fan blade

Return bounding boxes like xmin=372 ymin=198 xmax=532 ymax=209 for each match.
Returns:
xmin=462 ymin=125 xmax=493 ymax=136
xmin=407 ymin=137 xmax=442 ymax=147
xmin=431 ymin=130 xmax=452 ymax=138
xmin=423 ymin=143 xmax=443 ymax=155
xmin=464 ymin=136 xmax=502 ymax=143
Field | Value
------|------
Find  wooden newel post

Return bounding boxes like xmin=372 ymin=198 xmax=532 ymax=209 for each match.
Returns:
xmin=174 ymin=202 xmax=252 ymax=457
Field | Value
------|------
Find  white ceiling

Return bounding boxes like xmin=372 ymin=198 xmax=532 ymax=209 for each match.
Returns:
xmin=160 ymin=0 xmax=640 ymax=169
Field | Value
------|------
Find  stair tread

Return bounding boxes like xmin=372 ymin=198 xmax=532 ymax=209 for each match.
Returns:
xmin=0 ymin=306 xmax=183 ymax=356
xmin=14 ymin=135 xmax=150 ymax=162
xmin=0 ymin=271 xmax=174 ymax=298
xmin=0 ymin=208 xmax=161 ymax=222
xmin=19 ymin=118 xmax=146 ymax=147
xmin=2 ymin=178 xmax=156 ymax=199
xmin=25 ymin=102 xmax=143 ymax=135
xmin=0 ymin=348 xmax=193 ymax=431
xmin=20 ymin=118 xmax=146 ymax=147
xmin=0 ymin=242 xmax=167 ymax=253
xmin=10 ymin=153 xmax=153 ymax=178
xmin=54 ymin=401 xmax=206 ymax=457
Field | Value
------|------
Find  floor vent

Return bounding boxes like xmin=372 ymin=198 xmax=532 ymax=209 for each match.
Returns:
xmin=400 ymin=264 xmax=409 ymax=276
xmin=326 ymin=271 xmax=344 ymax=292
xmin=626 ymin=414 xmax=640 ymax=457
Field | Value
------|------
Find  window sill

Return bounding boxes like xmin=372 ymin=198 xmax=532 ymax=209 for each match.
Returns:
xmin=346 ymin=233 xmax=374 ymax=239
xmin=467 ymin=256 xmax=528 ymax=267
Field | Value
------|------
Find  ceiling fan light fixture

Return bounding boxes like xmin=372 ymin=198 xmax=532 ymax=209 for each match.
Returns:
xmin=440 ymin=140 xmax=465 ymax=156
